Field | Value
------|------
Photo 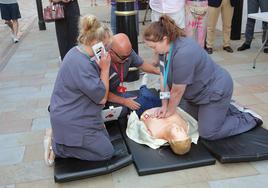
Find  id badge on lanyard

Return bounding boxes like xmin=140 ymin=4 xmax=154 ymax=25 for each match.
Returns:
xmin=114 ymin=64 xmax=127 ymax=93
xmin=161 ymin=43 xmax=173 ymax=100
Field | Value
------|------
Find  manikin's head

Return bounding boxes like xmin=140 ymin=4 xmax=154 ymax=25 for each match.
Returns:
xmin=109 ymin=33 xmax=132 ymax=64
xmin=167 ymin=124 xmax=191 ymax=155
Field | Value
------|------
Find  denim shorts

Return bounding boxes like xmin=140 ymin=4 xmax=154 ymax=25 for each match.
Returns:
xmin=0 ymin=3 xmax=21 ymax=20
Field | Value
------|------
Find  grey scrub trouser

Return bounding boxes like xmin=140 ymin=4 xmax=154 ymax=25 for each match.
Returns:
xmin=182 ymin=95 xmax=257 ymax=140
xmin=52 ymin=128 xmax=114 ymax=161
xmin=245 ymin=0 xmax=268 ymax=45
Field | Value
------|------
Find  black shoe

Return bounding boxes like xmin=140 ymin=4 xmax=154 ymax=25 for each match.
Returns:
xmin=223 ymin=46 xmax=233 ymax=53
xmin=206 ymin=47 xmax=213 ymax=54
xmin=237 ymin=43 xmax=250 ymax=51
xmin=264 ymin=48 xmax=268 ymax=53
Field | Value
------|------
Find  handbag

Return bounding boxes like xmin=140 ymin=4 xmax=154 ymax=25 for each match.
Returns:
xmin=188 ymin=5 xmax=208 ymax=18
xmin=43 ymin=3 xmax=65 ymax=22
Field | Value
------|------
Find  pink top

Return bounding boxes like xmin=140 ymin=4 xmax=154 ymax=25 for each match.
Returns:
xmin=149 ymin=0 xmax=185 ymax=14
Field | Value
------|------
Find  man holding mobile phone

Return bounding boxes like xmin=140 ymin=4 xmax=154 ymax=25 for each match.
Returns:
xmin=107 ymin=33 xmax=160 ymax=117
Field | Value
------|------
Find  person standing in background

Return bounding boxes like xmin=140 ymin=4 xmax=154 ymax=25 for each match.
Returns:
xmin=149 ymin=0 xmax=185 ymax=29
xmin=0 ymin=0 xmax=21 ymax=43
xmin=237 ymin=0 xmax=268 ymax=53
xmin=185 ymin=0 xmax=208 ymax=47
xmin=50 ymin=0 xmax=80 ymax=60
xmin=90 ymin=0 xmax=97 ymax=6
xmin=205 ymin=0 xmax=235 ymax=54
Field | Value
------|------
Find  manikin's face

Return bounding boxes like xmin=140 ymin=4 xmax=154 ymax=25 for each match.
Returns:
xmin=168 ymin=124 xmax=188 ymax=141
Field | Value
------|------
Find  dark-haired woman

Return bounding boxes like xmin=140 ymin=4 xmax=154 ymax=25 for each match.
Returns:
xmin=143 ymin=15 xmax=263 ymax=140
xmin=50 ymin=0 xmax=80 ymax=60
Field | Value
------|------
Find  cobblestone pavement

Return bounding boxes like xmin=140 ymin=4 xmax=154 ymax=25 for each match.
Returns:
xmin=0 ymin=0 xmax=268 ymax=188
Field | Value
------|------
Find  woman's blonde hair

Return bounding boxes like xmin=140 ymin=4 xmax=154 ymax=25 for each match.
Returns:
xmin=143 ymin=15 xmax=185 ymax=43
xmin=78 ymin=15 xmax=112 ymax=46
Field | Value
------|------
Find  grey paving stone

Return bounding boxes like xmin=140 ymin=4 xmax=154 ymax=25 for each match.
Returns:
xmin=251 ymin=160 xmax=268 ymax=174
xmin=0 ymin=147 xmax=25 ymax=166
xmin=209 ymin=174 xmax=268 ymax=188
xmin=0 ymin=185 xmax=15 ymax=188
xmin=23 ymin=144 xmax=44 ymax=162
xmin=112 ymin=165 xmax=210 ymax=188
xmin=0 ymin=81 xmax=19 ymax=89
xmin=16 ymin=175 xmax=114 ymax=188
xmin=0 ymin=161 xmax=53 ymax=185
xmin=0 ymin=131 xmax=43 ymax=148
xmin=44 ymin=72 xmax=58 ymax=79
xmin=0 ymin=87 xmax=40 ymax=96
xmin=32 ymin=117 xmax=51 ymax=131
xmin=0 ymin=103 xmax=17 ymax=113
xmin=0 ymin=0 xmax=267 ymax=187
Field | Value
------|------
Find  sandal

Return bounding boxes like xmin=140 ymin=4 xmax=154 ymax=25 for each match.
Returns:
xmin=44 ymin=129 xmax=55 ymax=167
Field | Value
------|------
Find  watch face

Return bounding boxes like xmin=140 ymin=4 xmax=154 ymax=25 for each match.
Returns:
xmin=159 ymin=91 xmax=170 ymax=99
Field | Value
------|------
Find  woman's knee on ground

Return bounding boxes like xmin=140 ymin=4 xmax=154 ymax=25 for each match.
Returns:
xmin=83 ymin=132 xmax=115 ymax=161
xmin=93 ymin=140 xmax=115 ymax=160
xmin=199 ymin=131 xmax=223 ymax=140
xmin=198 ymin=122 xmax=225 ymax=140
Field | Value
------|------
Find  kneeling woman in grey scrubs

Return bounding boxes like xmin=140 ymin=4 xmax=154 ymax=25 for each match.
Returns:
xmin=143 ymin=15 xmax=263 ymax=141
xmin=49 ymin=15 xmax=113 ymax=163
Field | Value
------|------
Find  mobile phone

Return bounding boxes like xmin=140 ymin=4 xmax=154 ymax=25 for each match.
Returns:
xmin=92 ymin=42 xmax=106 ymax=61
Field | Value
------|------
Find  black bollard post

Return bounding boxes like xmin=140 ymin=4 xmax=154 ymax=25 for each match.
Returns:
xmin=116 ymin=0 xmax=140 ymax=82
xmin=36 ymin=0 xmax=46 ymax=30
xmin=231 ymin=0 xmax=243 ymax=40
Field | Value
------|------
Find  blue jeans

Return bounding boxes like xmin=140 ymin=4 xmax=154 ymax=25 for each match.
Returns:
xmin=245 ymin=0 xmax=268 ymax=45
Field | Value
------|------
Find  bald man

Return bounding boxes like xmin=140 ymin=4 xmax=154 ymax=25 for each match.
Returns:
xmin=107 ymin=33 xmax=160 ymax=116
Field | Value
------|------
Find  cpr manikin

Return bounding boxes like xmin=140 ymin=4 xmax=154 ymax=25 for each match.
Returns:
xmin=126 ymin=107 xmax=199 ymax=155
xmin=141 ymin=107 xmax=191 ymax=155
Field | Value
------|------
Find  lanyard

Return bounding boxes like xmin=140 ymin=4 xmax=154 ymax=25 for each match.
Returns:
xmin=163 ymin=43 xmax=173 ymax=91
xmin=113 ymin=63 xmax=124 ymax=85
xmin=78 ymin=45 xmax=94 ymax=62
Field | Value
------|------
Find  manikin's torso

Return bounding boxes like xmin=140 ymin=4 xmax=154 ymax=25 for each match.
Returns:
xmin=140 ymin=108 xmax=188 ymax=141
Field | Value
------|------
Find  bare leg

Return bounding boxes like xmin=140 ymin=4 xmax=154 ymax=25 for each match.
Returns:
xmin=44 ymin=128 xmax=55 ymax=166
xmin=12 ymin=19 xmax=19 ymax=37
xmin=5 ymin=20 xmax=14 ymax=34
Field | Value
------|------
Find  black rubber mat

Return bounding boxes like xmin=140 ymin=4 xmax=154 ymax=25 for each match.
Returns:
xmin=118 ymin=118 xmax=216 ymax=176
xmin=54 ymin=121 xmax=132 ymax=183
xmin=200 ymin=126 xmax=268 ymax=163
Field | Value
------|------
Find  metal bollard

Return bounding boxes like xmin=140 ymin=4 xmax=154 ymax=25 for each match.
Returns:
xmin=36 ymin=0 xmax=46 ymax=30
xmin=115 ymin=0 xmax=139 ymax=82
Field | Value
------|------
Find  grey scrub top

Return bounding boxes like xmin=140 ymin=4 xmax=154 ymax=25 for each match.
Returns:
xmin=109 ymin=50 xmax=143 ymax=92
xmin=50 ymin=47 xmax=106 ymax=147
xmin=159 ymin=37 xmax=233 ymax=105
